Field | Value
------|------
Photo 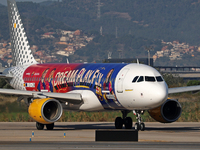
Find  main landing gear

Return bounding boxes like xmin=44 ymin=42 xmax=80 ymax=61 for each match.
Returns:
xmin=115 ymin=110 xmax=133 ymax=129
xmin=36 ymin=122 xmax=54 ymax=130
xmin=114 ymin=110 xmax=145 ymax=131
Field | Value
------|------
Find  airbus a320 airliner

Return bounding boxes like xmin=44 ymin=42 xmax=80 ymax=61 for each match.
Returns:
xmin=1 ymin=0 xmax=200 ymax=131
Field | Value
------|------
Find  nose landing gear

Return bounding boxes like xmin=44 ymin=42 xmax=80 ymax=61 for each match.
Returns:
xmin=133 ymin=110 xmax=145 ymax=131
xmin=115 ymin=110 xmax=132 ymax=129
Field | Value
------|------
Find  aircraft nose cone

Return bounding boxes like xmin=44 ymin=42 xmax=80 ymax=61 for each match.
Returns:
xmin=153 ymin=83 xmax=168 ymax=105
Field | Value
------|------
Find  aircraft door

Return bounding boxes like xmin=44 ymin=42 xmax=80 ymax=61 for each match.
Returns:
xmin=117 ymin=68 xmax=129 ymax=93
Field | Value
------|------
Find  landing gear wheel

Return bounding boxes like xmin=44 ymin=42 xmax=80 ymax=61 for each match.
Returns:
xmin=36 ymin=122 xmax=44 ymax=130
xmin=115 ymin=110 xmax=133 ymax=129
xmin=46 ymin=123 xmax=54 ymax=130
xmin=124 ymin=117 xmax=132 ymax=129
xmin=115 ymin=117 xmax=123 ymax=129
xmin=134 ymin=123 xmax=140 ymax=131
xmin=134 ymin=110 xmax=146 ymax=131
xmin=140 ymin=123 xmax=145 ymax=131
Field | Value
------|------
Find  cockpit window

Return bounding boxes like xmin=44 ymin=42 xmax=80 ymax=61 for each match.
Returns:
xmin=137 ymin=76 xmax=144 ymax=82
xmin=145 ymin=76 xmax=156 ymax=82
xmin=156 ymin=76 xmax=163 ymax=82
xmin=132 ymin=76 xmax=139 ymax=83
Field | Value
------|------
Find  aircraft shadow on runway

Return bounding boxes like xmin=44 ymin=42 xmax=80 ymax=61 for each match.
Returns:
xmin=145 ymin=127 xmax=200 ymax=132
xmin=54 ymin=123 xmax=200 ymax=132
xmin=54 ymin=123 xmax=116 ymax=130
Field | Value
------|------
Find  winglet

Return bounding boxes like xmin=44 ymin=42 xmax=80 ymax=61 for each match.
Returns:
xmin=7 ymin=0 xmax=37 ymax=66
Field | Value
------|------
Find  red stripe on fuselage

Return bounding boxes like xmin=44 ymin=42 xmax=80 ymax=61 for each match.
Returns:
xmin=23 ymin=63 xmax=80 ymax=93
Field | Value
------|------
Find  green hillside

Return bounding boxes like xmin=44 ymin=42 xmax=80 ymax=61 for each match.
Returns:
xmin=1 ymin=0 xmax=200 ymax=65
xmin=1 ymin=0 xmax=200 ymax=45
xmin=39 ymin=0 xmax=200 ymax=45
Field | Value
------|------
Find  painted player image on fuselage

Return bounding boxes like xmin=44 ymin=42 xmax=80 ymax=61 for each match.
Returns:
xmin=23 ymin=63 xmax=127 ymax=110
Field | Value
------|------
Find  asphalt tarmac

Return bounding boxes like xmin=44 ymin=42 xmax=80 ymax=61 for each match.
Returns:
xmin=0 ymin=122 xmax=200 ymax=150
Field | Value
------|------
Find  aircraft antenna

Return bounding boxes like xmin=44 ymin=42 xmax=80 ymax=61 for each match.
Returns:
xmin=66 ymin=58 xmax=69 ymax=64
xmin=137 ymin=59 xmax=139 ymax=64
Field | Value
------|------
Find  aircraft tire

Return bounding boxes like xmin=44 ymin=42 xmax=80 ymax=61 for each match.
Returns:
xmin=36 ymin=122 xmax=44 ymax=130
xmin=124 ymin=117 xmax=132 ymax=129
xmin=140 ymin=123 xmax=145 ymax=131
xmin=134 ymin=123 xmax=140 ymax=131
xmin=46 ymin=123 xmax=54 ymax=130
xmin=115 ymin=117 xmax=123 ymax=129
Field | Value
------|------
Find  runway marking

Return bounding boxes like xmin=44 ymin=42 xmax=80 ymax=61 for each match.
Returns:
xmin=67 ymin=148 xmax=131 ymax=149
xmin=139 ymin=139 xmax=169 ymax=142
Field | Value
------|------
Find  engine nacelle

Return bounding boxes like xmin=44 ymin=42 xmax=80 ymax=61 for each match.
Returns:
xmin=28 ymin=98 xmax=63 ymax=124
xmin=148 ymin=99 xmax=182 ymax=123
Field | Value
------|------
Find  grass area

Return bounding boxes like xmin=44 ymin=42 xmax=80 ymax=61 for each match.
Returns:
xmin=58 ymin=111 xmax=154 ymax=122
xmin=0 ymin=93 xmax=199 ymax=122
xmin=0 ymin=95 xmax=17 ymax=105
xmin=171 ymin=93 xmax=200 ymax=122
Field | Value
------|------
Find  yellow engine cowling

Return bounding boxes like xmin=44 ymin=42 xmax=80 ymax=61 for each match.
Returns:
xmin=28 ymin=98 xmax=63 ymax=124
xmin=148 ymin=99 xmax=182 ymax=123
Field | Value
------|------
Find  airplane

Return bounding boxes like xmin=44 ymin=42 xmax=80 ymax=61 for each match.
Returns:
xmin=1 ymin=0 xmax=200 ymax=131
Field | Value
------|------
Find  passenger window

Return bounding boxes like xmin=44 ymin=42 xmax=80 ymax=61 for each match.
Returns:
xmin=145 ymin=76 xmax=156 ymax=82
xmin=132 ymin=76 xmax=139 ymax=83
xmin=156 ymin=76 xmax=163 ymax=82
xmin=137 ymin=76 xmax=144 ymax=82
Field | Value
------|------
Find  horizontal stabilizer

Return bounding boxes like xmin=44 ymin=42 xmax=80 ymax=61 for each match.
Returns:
xmin=0 ymin=73 xmax=13 ymax=79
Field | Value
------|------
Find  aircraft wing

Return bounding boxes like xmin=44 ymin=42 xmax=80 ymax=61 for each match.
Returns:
xmin=0 ymin=89 xmax=82 ymax=104
xmin=168 ymin=85 xmax=200 ymax=94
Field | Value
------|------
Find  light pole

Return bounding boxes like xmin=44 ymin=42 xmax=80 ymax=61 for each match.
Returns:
xmin=145 ymin=46 xmax=154 ymax=66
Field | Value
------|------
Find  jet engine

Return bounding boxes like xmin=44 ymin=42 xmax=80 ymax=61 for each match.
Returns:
xmin=28 ymin=98 xmax=63 ymax=124
xmin=148 ymin=99 xmax=182 ymax=123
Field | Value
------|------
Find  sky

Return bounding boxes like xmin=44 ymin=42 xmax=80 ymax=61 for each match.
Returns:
xmin=0 ymin=0 xmax=58 ymax=6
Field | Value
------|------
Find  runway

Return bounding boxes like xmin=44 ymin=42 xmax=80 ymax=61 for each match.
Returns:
xmin=0 ymin=122 xmax=200 ymax=150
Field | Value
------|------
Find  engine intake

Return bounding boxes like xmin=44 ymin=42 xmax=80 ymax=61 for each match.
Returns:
xmin=148 ymin=99 xmax=182 ymax=123
xmin=28 ymin=98 xmax=63 ymax=124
